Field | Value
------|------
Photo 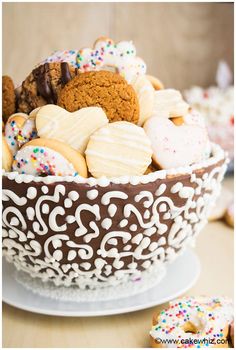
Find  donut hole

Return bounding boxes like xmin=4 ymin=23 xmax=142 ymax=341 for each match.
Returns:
xmin=182 ymin=321 xmax=199 ymax=334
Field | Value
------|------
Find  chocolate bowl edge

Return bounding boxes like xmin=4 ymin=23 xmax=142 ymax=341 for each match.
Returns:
xmin=2 ymin=143 xmax=228 ymax=290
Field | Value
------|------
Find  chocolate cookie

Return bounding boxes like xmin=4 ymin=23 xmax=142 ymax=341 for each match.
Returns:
xmin=2 ymin=75 xmax=16 ymax=122
xmin=18 ymin=62 xmax=78 ymax=114
xmin=57 ymin=71 xmax=140 ymax=123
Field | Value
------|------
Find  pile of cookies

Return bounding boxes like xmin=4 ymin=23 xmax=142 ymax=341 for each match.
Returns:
xmin=2 ymin=37 xmax=210 ymax=179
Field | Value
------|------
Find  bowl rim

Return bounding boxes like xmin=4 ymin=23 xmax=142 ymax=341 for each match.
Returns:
xmin=2 ymin=143 xmax=227 ymax=188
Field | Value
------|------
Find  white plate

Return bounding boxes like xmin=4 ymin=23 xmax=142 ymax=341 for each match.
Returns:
xmin=2 ymin=249 xmax=200 ymax=317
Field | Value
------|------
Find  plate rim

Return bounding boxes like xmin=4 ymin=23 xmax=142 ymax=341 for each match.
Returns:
xmin=3 ymin=249 xmax=201 ymax=317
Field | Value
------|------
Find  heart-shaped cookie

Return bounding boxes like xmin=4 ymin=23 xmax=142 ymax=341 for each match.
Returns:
xmin=144 ymin=117 xmax=208 ymax=169
xmin=36 ymin=105 xmax=108 ymax=154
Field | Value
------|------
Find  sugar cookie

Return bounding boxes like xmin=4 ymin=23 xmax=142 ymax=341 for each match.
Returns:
xmin=76 ymin=37 xmax=146 ymax=83
xmin=153 ymin=89 xmax=190 ymax=119
xmin=85 ymin=121 xmax=152 ymax=178
xmin=36 ymin=104 xmax=108 ymax=154
xmin=2 ymin=136 xmax=13 ymax=171
xmin=4 ymin=112 xmax=37 ymax=155
xmin=146 ymin=74 xmax=164 ymax=90
xmin=58 ymin=71 xmax=139 ymax=124
xmin=131 ymin=75 xmax=155 ymax=126
xmin=13 ymin=138 xmax=87 ymax=177
xmin=144 ymin=116 xmax=208 ymax=169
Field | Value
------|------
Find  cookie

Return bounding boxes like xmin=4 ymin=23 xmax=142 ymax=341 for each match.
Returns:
xmin=58 ymin=71 xmax=140 ymax=123
xmin=12 ymin=138 xmax=87 ymax=177
xmin=39 ymin=50 xmax=78 ymax=68
xmin=4 ymin=112 xmax=37 ymax=155
xmin=208 ymin=187 xmax=233 ymax=222
xmin=224 ymin=201 xmax=234 ymax=228
xmin=144 ymin=116 xmax=208 ymax=169
xmin=131 ymin=75 xmax=155 ymax=126
xmin=2 ymin=76 xmax=16 ymax=122
xmin=77 ymin=37 xmax=146 ymax=83
xmin=85 ymin=121 xmax=152 ymax=178
xmin=153 ymin=89 xmax=190 ymax=119
xmin=36 ymin=104 xmax=108 ymax=154
xmin=146 ymin=74 xmax=164 ymax=90
xmin=2 ymin=136 xmax=13 ymax=171
xmin=18 ymin=62 xmax=78 ymax=114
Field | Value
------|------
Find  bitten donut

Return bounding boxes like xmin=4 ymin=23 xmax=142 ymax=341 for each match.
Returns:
xmin=2 ymin=136 xmax=13 ymax=171
xmin=150 ymin=296 xmax=234 ymax=348
xmin=12 ymin=138 xmax=87 ymax=177
xmin=2 ymin=75 xmax=16 ymax=122
xmin=76 ymin=37 xmax=146 ymax=83
xmin=85 ymin=121 xmax=152 ymax=178
xmin=57 ymin=70 xmax=140 ymax=123
xmin=144 ymin=116 xmax=208 ymax=169
xmin=4 ymin=112 xmax=37 ymax=155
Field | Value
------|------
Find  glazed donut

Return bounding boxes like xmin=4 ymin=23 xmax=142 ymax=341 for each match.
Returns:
xmin=12 ymin=138 xmax=88 ymax=177
xmin=76 ymin=37 xmax=146 ymax=83
xmin=150 ymin=296 xmax=233 ymax=348
xmin=4 ymin=111 xmax=37 ymax=155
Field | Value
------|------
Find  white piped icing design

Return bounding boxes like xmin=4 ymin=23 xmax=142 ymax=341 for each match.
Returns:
xmin=2 ymin=143 xmax=228 ymax=289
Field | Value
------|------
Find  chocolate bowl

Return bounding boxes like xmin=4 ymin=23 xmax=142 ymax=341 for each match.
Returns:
xmin=2 ymin=143 xmax=228 ymax=292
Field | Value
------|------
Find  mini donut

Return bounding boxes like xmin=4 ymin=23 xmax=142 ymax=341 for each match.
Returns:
xmin=76 ymin=37 xmax=146 ymax=83
xmin=12 ymin=138 xmax=88 ymax=177
xmin=85 ymin=121 xmax=152 ymax=178
xmin=146 ymin=74 xmax=164 ymax=90
xmin=150 ymin=296 xmax=234 ymax=348
xmin=2 ymin=136 xmax=13 ymax=171
xmin=224 ymin=201 xmax=234 ymax=228
xmin=4 ymin=112 xmax=37 ymax=156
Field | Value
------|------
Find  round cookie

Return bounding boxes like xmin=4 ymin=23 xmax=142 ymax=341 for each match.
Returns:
xmin=224 ymin=201 xmax=234 ymax=228
xmin=18 ymin=62 xmax=79 ymax=114
xmin=146 ymin=74 xmax=164 ymax=90
xmin=131 ymin=75 xmax=155 ymax=126
xmin=208 ymin=187 xmax=233 ymax=222
xmin=2 ymin=76 xmax=16 ymax=122
xmin=85 ymin=121 xmax=152 ymax=178
xmin=57 ymin=71 xmax=140 ymax=123
xmin=4 ymin=112 xmax=37 ymax=155
xmin=2 ymin=136 xmax=13 ymax=171
xmin=13 ymin=138 xmax=87 ymax=177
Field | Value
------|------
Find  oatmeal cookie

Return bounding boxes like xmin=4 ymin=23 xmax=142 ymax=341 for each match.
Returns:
xmin=2 ymin=75 xmax=16 ymax=122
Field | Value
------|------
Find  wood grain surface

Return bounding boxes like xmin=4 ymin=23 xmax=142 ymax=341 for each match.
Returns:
xmin=2 ymin=177 xmax=234 ymax=348
xmin=2 ymin=2 xmax=234 ymax=90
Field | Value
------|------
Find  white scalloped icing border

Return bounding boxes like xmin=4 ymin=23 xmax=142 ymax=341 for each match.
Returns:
xmin=2 ymin=143 xmax=227 ymax=187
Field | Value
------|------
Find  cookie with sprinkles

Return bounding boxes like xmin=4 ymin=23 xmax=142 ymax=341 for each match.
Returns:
xmin=4 ymin=112 xmax=38 ymax=156
xmin=39 ymin=50 xmax=78 ymax=68
xmin=12 ymin=138 xmax=88 ymax=177
xmin=150 ymin=296 xmax=233 ymax=348
xmin=76 ymin=36 xmax=146 ymax=83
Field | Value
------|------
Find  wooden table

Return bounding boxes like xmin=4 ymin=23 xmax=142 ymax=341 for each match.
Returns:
xmin=2 ymin=177 xmax=233 ymax=348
